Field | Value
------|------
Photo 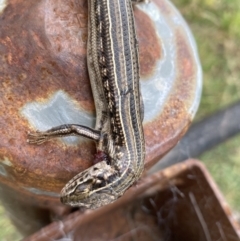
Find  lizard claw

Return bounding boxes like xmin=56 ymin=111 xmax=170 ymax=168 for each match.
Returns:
xmin=27 ymin=131 xmax=49 ymax=145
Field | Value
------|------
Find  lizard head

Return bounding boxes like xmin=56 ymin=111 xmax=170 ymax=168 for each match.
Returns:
xmin=60 ymin=160 xmax=120 ymax=209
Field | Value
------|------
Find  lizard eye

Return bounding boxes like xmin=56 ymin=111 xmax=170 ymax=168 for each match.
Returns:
xmin=91 ymin=175 xmax=107 ymax=189
xmin=97 ymin=173 xmax=105 ymax=181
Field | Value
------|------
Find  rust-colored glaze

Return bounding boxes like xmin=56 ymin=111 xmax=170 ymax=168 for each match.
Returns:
xmin=23 ymin=160 xmax=240 ymax=241
xmin=144 ymin=30 xmax=197 ymax=169
xmin=0 ymin=1 xmax=92 ymax=110
xmin=134 ymin=7 xmax=162 ymax=77
xmin=0 ymin=0 xmax=166 ymax=206
xmin=0 ymin=0 xmax=96 ymax=192
xmin=0 ymin=0 xmax=201 ymax=236
xmin=0 ymin=141 xmax=96 ymax=190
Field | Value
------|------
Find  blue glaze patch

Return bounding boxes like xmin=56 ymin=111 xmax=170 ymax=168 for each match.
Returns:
xmin=0 ymin=157 xmax=13 ymax=177
xmin=139 ymin=2 xmax=175 ymax=122
xmin=0 ymin=164 xmax=7 ymax=177
xmin=21 ymin=90 xmax=95 ymax=145
xmin=138 ymin=1 xmax=202 ymax=122
xmin=24 ymin=187 xmax=60 ymax=197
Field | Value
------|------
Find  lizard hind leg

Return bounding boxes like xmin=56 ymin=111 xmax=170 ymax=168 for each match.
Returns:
xmin=27 ymin=124 xmax=101 ymax=145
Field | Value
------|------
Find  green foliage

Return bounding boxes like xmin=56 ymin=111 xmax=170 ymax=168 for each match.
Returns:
xmin=0 ymin=206 xmax=22 ymax=240
xmin=200 ymin=136 xmax=240 ymax=209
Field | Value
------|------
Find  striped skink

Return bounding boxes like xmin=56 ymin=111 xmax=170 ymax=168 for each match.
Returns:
xmin=28 ymin=0 xmax=145 ymax=209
